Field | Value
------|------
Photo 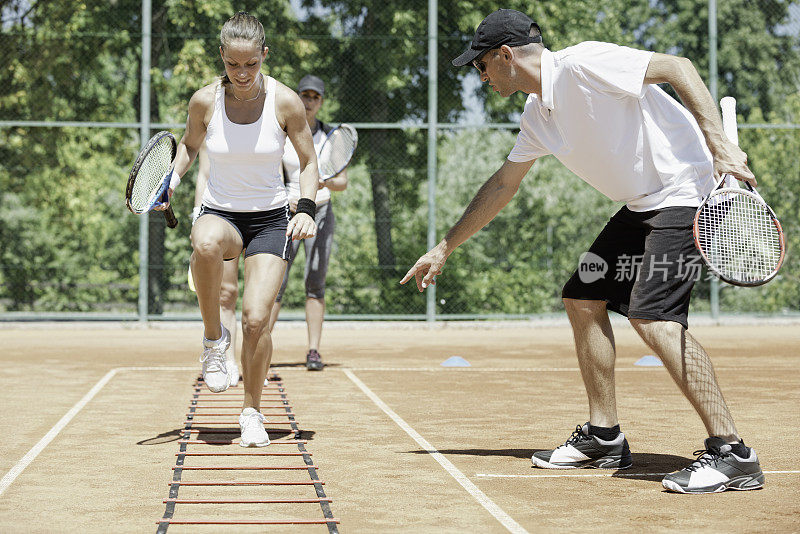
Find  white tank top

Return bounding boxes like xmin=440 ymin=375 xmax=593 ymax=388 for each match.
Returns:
xmin=202 ymin=75 xmax=288 ymax=211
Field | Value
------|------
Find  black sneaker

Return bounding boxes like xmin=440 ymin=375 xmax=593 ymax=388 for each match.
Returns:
xmin=662 ymin=437 xmax=765 ymax=494
xmin=306 ymin=349 xmax=324 ymax=371
xmin=532 ymin=423 xmax=632 ymax=469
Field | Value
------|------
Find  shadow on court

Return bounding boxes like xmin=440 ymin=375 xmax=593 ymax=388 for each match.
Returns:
xmin=405 ymin=448 xmax=534 ymax=459
xmin=403 ymin=448 xmax=691 ymax=475
xmin=269 ymin=361 xmax=342 ymax=368
xmin=137 ymin=427 xmax=315 ymax=445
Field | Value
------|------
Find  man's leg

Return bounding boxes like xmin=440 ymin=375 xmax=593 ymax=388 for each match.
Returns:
xmin=629 ymin=319 xmax=738 ymax=441
xmin=531 ymin=298 xmax=632 ymax=470
xmin=564 ymin=298 xmax=619 ymax=427
xmin=635 ymin=319 xmax=765 ymax=494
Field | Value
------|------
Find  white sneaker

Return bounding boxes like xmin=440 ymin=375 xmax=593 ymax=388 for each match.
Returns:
xmin=200 ymin=326 xmax=230 ymax=393
xmin=227 ymin=360 xmax=240 ymax=387
xmin=239 ymin=408 xmax=270 ymax=447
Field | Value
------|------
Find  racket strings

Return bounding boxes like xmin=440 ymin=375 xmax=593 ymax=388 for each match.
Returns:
xmin=129 ymin=137 xmax=173 ymax=211
xmin=697 ymin=191 xmax=783 ymax=283
xmin=318 ymin=127 xmax=356 ymax=179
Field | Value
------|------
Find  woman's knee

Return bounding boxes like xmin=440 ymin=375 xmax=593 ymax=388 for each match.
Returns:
xmin=305 ymin=278 xmax=326 ymax=300
xmin=241 ymin=311 xmax=270 ymax=339
xmin=192 ymin=238 xmax=224 ymax=260
xmin=219 ymin=280 xmax=239 ymax=309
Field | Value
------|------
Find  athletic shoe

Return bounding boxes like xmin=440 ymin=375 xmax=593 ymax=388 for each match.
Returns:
xmin=200 ymin=326 xmax=230 ymax=393
xmin=306 ymin=349 xmax=324 ymax=371
xmin=532 ymin=423 xmax=633 ymax=469
xmin=227 ymin=359 xmax=240 ymax=387
xmin=239 ymin=408 xmax=270 ymax=447
xmin=662 ymin=437 xmax=765 ymax=494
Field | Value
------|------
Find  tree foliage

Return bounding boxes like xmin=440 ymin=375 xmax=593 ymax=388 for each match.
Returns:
xmin=0 ymin=0 xmax=797 ymax=315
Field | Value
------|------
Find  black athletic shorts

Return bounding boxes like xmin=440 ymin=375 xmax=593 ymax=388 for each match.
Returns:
xmin=198 ymin=205 xmax=292 ymax=261
xmin=561 ymin=206 xmax=703 ymax=329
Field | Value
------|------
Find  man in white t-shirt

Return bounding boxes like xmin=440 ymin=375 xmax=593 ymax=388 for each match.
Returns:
xmin=401 ymin=9 xmax=764 ymax=494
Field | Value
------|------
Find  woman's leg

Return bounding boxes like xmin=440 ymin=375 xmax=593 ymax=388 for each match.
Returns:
xmin=191 ymin=216 xmax=243 ymax=339
xmin=303 ymin=203 xmax=335 ymax=364
xmin=240 ymin=253 xmax=287 ymax=411
xmin=190 ymin=215 xmax=243 ymax=391
xmin=219 ymin=257 xmax=240 ymax=385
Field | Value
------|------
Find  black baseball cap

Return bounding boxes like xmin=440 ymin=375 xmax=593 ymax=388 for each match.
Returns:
xmin=297 ymin=74 xmax=325 ymax=96
xmin=452 ymin=9 xmax=542 ymax=67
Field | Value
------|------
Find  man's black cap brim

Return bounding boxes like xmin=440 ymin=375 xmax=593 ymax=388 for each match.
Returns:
xmin=452 ymin=47 xmax=485 ymax=67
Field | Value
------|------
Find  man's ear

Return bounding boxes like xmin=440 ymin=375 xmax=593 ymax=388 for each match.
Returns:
xmin=499 ymin=44 xmax=514 ymax=62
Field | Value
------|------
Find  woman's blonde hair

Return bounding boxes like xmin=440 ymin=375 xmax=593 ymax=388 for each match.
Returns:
xmin=220 ymin=11 xmax=265 ymax=52
xmin=219 ymin=12 xmax=266 ymax=85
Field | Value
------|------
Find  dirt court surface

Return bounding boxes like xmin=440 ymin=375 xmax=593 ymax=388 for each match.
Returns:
xmin=0 ymin=321 xmax=798 ymax=533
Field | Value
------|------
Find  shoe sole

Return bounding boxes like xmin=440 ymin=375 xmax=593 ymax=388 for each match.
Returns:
xmin=306 ymin=365 xmax=324 ymax=371
xmin=662 ymin=473 xmax=765 ymax=494
xmin=532 ymin=455 xmax=633 ymax=470
xmin=240 ymin=439 xmax=270 ymax=448
xmin=205 ymin=382 xmax=229 ymax=393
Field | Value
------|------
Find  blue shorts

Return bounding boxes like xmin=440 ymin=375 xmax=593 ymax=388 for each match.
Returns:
xmin=198 ymin=205 xmax=292 ymax=261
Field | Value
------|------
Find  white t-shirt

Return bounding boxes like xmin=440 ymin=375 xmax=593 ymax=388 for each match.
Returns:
xmin=507 ymin=42 xmax=715 ymax=211
xmin=283 ymin=124 xmax=331 ymax=205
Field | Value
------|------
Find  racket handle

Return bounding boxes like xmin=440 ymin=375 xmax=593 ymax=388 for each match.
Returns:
xmin=720 ymin=96 xmax=738 ymax=146
xmin=164 ymin=206 xmax=178 ymax=228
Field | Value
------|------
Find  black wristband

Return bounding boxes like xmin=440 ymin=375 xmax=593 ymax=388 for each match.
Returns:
xmin=296 ymin=197 xmax=316 ymax=219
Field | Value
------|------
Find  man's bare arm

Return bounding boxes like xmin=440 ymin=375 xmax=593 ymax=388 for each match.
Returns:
xmin=443 ymin=159 xmax=534 ymax=253
xmin=400 ymin=158 xmax=535 ymax=291
xmin=644 ymin=53 xmax=755 ymax=185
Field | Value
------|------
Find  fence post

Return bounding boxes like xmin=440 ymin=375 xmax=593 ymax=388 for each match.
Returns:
xmin=708 ymin=0 xmax=720 ymax=321
xmin=426 ymin=0 xmax=438 ymax=323
xmin=138 ymin=0 xmax=152 ymax=322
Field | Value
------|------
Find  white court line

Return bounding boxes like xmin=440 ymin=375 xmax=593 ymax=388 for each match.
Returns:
xmin=476 ymin=471 xmax=800 ymax=479
xmin=344 ymin=366 xmax=756 ymax=372
xmin=343 ymin=369 xmax=528 ymax=534
xmin=0 ymin=366 xmax=196 ymax=498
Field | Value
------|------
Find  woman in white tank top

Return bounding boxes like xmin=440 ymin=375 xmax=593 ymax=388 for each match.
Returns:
xmin=155 ymin=12 xmax=320 ymax=447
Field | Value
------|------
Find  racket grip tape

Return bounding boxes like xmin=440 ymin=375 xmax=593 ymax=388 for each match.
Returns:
xmin=164 ymin=207 xmax=178 ymax=228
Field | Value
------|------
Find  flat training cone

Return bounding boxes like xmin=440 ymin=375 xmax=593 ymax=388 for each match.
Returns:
xmin=635 ymin=355 xmax=663 ymax=366
xmin=441 ymin=356 xmax=470 ymax=367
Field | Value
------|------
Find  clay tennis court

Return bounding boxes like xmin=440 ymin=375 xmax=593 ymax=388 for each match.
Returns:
xmin=1 ymin=321 xmax=799 ymax=533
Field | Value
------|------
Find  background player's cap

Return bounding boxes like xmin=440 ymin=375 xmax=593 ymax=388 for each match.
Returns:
xmin=452 ymin=9 xmax=542 ymax=67
xmin=297 ymin=74 xmax=325 ymax=96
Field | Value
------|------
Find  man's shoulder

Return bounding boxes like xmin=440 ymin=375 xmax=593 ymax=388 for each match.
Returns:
xmin=518 ymin=94 xmax=543 ymax=126
xmin=554 ymin=41 xmax=650 ymax=62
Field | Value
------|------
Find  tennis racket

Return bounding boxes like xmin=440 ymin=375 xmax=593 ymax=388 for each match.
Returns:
xmin=125 ymin=131 xmax=178 ymax=228
xmin=692 ymin=97 xmax=785 ymax=286
xmin=318 ymin=123 xmax=357 ymax=181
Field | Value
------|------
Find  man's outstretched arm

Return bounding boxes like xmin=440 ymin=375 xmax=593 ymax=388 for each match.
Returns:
xmin=400 ymin=158 xmax=535 ymax=292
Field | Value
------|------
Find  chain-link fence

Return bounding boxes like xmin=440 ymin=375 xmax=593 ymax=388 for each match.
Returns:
xmin=1 ymin=0 xmax=798 ymax=320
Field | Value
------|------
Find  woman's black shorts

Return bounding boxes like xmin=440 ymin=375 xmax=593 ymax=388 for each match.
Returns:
xmin=561 ymin=206 xmax=703 ymax=329
xmin=198 ymin=205 xmax=292 ymax=261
